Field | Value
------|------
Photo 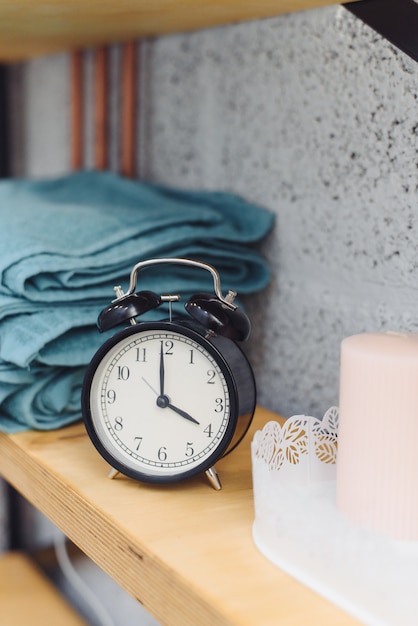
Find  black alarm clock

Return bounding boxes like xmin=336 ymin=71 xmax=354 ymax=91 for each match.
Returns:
xmin=81 ymin=258 xmax=256 ymax=490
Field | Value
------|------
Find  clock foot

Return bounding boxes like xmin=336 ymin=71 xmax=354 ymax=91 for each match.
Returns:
xmin=108 ymin=468 xmax=120 ymax=480
xmin=205 ymin=466 xmax=222 ymax=491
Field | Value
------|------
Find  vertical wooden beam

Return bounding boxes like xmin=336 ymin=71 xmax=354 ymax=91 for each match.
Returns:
xmin=70 ymin=50 xmax=83 ymax=170
xmin=121 ymin=41 xmax=137 ymax=178
xmin=94 ymin=46 xmax=108 ymax=170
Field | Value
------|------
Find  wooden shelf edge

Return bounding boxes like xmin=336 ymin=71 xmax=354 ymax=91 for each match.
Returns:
xmin=0 ymin=0 xmax=361 ymax=63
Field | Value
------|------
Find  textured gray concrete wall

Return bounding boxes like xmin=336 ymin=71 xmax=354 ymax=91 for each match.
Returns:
xmin=140 ymin=6 xmax=418 ymax=418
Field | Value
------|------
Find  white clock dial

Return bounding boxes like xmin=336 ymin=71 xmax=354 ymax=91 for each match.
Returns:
xmin=86 ymin=325 xmax=236 ymax=481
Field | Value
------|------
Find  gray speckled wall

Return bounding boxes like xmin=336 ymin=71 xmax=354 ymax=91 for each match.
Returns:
xmin=140 ymin=5 xmax=418 ymax=418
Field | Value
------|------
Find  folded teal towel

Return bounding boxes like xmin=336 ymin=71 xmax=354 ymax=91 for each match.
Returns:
xmin=0 ymin=170 xmax=274 ymax=433
xmin=0 ymin=365 xmax=84 ymax=432
xmin=0 ymin=171 xmax=273 ymax=302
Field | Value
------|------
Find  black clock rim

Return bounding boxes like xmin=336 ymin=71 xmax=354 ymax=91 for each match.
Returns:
xmin=81 ymin=320 xmax=239 ymax=484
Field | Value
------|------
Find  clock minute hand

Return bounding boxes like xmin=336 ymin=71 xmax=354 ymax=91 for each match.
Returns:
xmin=159 ymin=344 xmax=165 ymax=396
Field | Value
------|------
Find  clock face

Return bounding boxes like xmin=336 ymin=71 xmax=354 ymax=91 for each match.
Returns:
xmin=83 ymin=322 xmax=237 ymax=483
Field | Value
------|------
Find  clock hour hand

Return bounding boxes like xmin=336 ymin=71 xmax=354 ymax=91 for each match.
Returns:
xmin=167 ymin=402 xmax=200 ymax=425
xmin=156 ymin=395 xmax=200 ymax=425
xmin=142 ymin=374 xmax=200 ymax=425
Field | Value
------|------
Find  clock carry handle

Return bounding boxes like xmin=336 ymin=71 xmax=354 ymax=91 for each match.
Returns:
xmin=98 ymin=257 xmax=251 ymax=341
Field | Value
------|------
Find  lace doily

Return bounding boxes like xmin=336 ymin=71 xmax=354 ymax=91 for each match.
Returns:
xmin=252 ymin=406 xmax=338 ymax=485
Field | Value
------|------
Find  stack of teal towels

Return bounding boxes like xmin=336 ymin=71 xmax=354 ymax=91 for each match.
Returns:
xmin=0 ymin=170 xmax=274 ymax=432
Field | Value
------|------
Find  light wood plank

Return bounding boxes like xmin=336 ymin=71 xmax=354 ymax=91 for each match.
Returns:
xmin=0 ymin=1 xmax=360 ymax=62
xmin=0 ymin=551 xmax=87 ymax=625
xmin=0 ymin=407 xmax=360 ymax=626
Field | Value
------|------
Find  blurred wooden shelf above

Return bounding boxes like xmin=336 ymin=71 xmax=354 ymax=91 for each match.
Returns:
xmin=0 ymin=0 xmax=360 ymax=62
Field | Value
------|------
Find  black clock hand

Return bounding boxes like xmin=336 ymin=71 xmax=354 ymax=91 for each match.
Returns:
xmin=142 ymin=377 xmax=200 ymax=425
xmin=159 ymin=342 xmax=165 ymax=396
xmin=155 ymin=394 xmax=200 ymax=425
xmin=167 ymin=402 xmax=200 ymax=425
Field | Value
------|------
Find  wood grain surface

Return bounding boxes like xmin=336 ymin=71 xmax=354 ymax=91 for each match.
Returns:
xmin=0 ymin=407 xmax=360 ymax=626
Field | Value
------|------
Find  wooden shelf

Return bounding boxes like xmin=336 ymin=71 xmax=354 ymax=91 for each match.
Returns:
xmin=0 ymin=551 xmax=87 ymax=625
xmin=0 ymin=0 xmax=359 ymax=62
xmin=0 ymin=407 xmax=360 ymax=626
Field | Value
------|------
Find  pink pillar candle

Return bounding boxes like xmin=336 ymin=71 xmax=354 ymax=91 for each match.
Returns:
xmin=336 ymin=332 xmax=418 ymax=540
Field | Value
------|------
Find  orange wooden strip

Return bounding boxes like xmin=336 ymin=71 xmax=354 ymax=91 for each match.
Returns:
xmin=70 ymin=49 xmax=83 ymax=170
xmin=121 ymin=41 xmax=137 ymax=178
xmin=94 ymin=46 xmax=108 ymax=170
